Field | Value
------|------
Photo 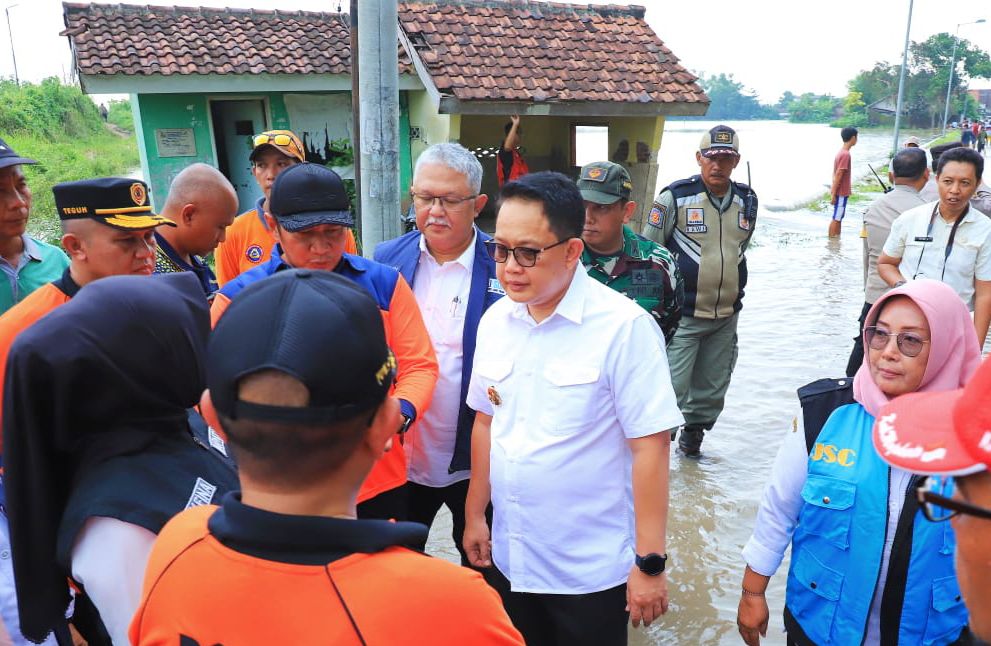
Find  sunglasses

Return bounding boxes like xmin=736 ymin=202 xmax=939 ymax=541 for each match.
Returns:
xmin=864 ymin=326 xmax=930 ymax=358
xmin=484 ymin=239 xmax=568 ymax=268
xmin=917 ymin=476 xmax=991 ymax=522
xmin=253 ymin=133 xmax=300 ymax=152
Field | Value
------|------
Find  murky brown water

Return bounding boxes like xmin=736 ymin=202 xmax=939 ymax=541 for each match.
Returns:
xmin=424 ymin=122 xmax=986 ymax=644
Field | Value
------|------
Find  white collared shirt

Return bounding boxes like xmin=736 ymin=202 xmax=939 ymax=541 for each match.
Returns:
xmin=467 ymin=267 xmax=684 ymax=594
xmin=407 ymin=232 xmax=476 ymax=487
xmin=883 ymin=201 xmax=991 ymax=309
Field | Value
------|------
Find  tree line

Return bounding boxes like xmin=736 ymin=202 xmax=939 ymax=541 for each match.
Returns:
xmin=692 ymin=33 xmax=991 ymax=126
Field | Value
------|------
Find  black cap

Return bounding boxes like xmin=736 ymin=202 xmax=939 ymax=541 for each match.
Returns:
xmin=0 ymin=137 xmax=37 ymax=170
xmin=268 ymin=163 xmax=354 ymax=231
xmin=53 ymin=177 xmax=175 ymax=230
xmin=208 ymin=269 xmax=396 ymax=425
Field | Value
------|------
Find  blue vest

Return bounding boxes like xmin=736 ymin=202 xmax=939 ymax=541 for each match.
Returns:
xmin=374 ymin=229 xmax=502 ymax=473
xmin=785 ymin=403 xmax=967 ymax=645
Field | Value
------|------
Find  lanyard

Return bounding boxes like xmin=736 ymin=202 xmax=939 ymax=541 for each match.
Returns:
xmin=913 ymin=204 xmax=967 ymax=280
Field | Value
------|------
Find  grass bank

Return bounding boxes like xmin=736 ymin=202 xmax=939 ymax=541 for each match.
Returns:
xmin=1 ymin=79 xmax=139 ymax=244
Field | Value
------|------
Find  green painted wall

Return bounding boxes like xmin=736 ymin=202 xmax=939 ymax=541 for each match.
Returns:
xmin=399 ymin=93 xmax=412 ymax=205
xmin=136 ymin=94 xmax=216 ymax=210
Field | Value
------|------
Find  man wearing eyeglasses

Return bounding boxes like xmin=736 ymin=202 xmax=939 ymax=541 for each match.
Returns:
xmin=374 ymin=143 xmax=502 ymax=563
xmin=211 ymin=163 xmax=438 ymax=522
xmin=879 ymin=147 xmax=991 ymax=346
xmin=464 ymin=171 xmax=684 ymax=644
xmin=873 ymin=356 xmax=991 ymax=643
xmin=641 ymin=125 xmax=758 ymax=457
xmin=213 ymin=129 xmax=356 ymax=286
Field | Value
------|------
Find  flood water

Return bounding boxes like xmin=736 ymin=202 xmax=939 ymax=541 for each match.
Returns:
xmin=424 ymin=120 xmax=970 ymax=645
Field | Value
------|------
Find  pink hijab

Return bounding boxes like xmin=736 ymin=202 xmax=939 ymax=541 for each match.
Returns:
xmin=853 ymin=279 xmax=982 ymax=417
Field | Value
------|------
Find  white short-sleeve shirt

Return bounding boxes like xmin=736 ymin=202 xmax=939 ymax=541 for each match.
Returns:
xmin=883 ymin=202 xmax=991 ymax=309
xmin=467 ymin=267 xmax=684 ymax=594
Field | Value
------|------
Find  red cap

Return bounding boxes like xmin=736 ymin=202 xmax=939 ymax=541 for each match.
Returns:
xmin=873 ymin=357 xmax=991 ymax=476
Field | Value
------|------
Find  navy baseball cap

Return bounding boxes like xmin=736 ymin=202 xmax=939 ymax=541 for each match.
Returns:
xmin=208 ymin=269 xmax=396 ymax=425
xmin=268 ymin=163 xmax=354 ymax=231
xmin=53 ymin=177 xmax=174 ymax=230
xmin=0 ymin=137 xmax=37 ymax=170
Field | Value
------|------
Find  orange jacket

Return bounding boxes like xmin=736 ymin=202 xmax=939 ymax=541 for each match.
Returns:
xmin=130 ymin=503 xmax=523 ymax=646
xmin=0 ymin=279 xmax=75 ymax=452
xmin=498 ymin=148 xmax=529 ymax=186
xmin=211 ymin=252 xmax=438 ymax=504
xmin=215 ymin=201 xmax=357 ymax=286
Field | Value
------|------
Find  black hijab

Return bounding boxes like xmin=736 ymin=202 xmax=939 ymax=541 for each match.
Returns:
xmin=3 ymin=272 xmax=212 ymax=643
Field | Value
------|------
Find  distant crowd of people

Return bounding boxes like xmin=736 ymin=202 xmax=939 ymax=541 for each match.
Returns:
xmin=0 ymin=116 xmax=989 ymax=646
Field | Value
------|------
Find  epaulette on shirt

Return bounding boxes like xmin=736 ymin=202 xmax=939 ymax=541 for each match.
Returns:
xmin=797 ymin=377 xmax=856 ymax=452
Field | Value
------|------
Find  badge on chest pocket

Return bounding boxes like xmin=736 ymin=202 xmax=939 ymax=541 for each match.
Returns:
xmin=685 ymin=208 xmax=707 ymax=234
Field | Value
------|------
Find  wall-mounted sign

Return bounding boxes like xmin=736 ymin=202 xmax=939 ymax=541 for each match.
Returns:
xmin=155 ymin=128 xmax=196 ymax=157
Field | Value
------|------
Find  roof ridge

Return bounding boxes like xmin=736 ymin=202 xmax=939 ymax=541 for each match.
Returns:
xmin=399 ymin=0 xmax=646 ymax=19
xmin=61 ymin=1 xmax=344 ymax=19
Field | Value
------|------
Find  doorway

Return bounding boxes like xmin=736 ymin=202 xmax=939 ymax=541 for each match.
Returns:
xmin=210 ymin=99 xmax=268 ymax=212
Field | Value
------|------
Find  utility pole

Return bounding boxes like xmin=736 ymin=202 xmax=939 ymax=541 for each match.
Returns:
xmin=354 ymin=0 xmax=401 ymax=255
xmin=942 ymin=19 xmax=986 ymax=136
xmin=4 ymin=4 xmax=19 ymax=86
xmin=891 ymin=0 xmax=913 ymax=156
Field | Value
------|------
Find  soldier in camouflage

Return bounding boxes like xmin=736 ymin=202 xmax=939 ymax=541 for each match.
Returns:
xmin=577 ymin=161 xmax=683 ymax=344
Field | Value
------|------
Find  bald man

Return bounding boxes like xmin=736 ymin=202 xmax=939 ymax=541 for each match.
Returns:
xmin=154 ymin=164 xmax=239 ymax=298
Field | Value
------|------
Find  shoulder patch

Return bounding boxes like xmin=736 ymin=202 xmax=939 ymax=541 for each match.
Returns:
xmin=245 ymin=244 xmax=264 ymax=263
xmin=647 ymin=203 xmax=665 ymax=228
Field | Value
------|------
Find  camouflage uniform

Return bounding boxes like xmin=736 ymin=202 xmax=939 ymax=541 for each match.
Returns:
xmin=582 ymin=225 xmax=683 ymax=344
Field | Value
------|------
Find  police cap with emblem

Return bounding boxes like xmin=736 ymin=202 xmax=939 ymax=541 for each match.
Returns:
xmin=52 ymin=177 xmax=174 ymax=230
xmin=0 ymin=137 xmax=37 ymax=170
xmin=699 ymin=125 xmax=741 ymax=158
xmin=577 ymin=161 xmax=633 ymax=204
xmin=208 ymin=268 xmax=396 ymax=425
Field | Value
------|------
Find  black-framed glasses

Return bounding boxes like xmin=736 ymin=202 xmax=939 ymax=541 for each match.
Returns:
xmin=484 ymin=239 xmax=568 ymax=268
xmin=864 ymin=326 xmax=930 ymax=358
xmin=409 ymin=191 xmax=477 ymax=211
xmin=917 ymin=476 xmax=991 ymax=522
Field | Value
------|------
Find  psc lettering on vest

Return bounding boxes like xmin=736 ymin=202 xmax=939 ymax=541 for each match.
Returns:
xmin=685 ymin=208 xmax=707 ymax=233
xmin=810 ymin=442 xmax=857 ymax=467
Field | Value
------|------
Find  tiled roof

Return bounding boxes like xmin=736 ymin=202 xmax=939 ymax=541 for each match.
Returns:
xmin=60 ymin=3 xmax=412 ymax=77
xmin=398 ymin=0 xmax=706 ymax=106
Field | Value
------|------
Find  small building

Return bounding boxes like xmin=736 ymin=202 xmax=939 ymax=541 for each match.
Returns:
xmin=61 ymin=0 xmax=707 ymax=228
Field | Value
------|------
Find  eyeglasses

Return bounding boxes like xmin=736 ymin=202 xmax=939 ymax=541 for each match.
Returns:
xmin=917 ymin=476 xmax=991 ymax=522
xmin=409 ymin=192 xmax=478 ymax=211
xmin=484 ymin=239 xmax=568 ymax=268
xmin=864 ymin=326 xmax=930 ymax=358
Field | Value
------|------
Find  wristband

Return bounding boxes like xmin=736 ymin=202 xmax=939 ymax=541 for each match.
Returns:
xmin=741 ymin=586 xmax=765 ymax=597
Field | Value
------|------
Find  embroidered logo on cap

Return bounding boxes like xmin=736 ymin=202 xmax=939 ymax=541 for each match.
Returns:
xmin=714 ymin=131 xmax=733 ymax=144
xmin=130 ymin=182 xmax=147 ymax=206
xmin=583 ymin=167 xmax=605 ymax=181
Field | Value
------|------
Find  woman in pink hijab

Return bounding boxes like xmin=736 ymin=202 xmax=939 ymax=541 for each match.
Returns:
xmin=736 ymin=279 xmax=982 ymax=646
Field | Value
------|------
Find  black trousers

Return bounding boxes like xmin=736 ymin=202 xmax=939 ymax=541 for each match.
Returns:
xmin=486 ymin=565 xmax=628 ymax=646
xmin=407 ymin=479 xmax=469 ymax=563
xmin=356 ymin=483 xmax=408 ymax=521
xmin=845 ymin=301 xmax=873 ymax=377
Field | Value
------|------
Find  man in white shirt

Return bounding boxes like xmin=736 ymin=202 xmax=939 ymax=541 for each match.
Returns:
xmin=373 ymin=143 xmax=502 ymax=563
xmin=845 ymin=147 xmax=928 ymax=376
xmin=462 ymin=171 xmax=684 ymax=645
xmin=879 ymin=146 xmax=991 ymax=346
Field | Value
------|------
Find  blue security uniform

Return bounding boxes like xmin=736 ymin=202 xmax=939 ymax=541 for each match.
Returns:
xmin=786 ymin=383 xmax=968 ymax=645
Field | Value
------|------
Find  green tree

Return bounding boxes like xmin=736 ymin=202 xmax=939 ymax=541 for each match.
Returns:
xmin=697 ymin=73 xmax=779 ymax=120
xmin=909 ymin=34 xmax=991 ymax=126
xmin=788 ymin=93 xmax=841 ymax=123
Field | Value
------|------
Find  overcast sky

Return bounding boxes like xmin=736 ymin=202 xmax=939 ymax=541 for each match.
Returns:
xmin=4 ymin=0 xmax=990 ymax=103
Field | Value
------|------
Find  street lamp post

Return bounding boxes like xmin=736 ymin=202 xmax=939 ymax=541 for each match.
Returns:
xmin=941 ymin=18 xmax=986 ymax=136
xmin=892 ymin=0 xmax=914 ymax=156
xmin=4 ymin=3 xmax=18 ymax=86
